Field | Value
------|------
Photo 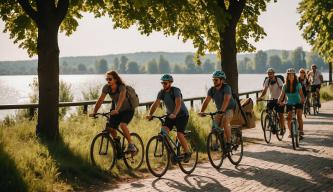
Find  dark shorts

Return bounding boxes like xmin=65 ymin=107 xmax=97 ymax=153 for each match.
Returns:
xmin=267 ymin=100 xmax=285 ymax=113
xmin=286 ymin=104 xmax=303 ymax=112
xmin=164 ymin=115 xmax=189 ymax=133
xmin=311 ymin=84 xmax=321 ymax=92
xmin=108 ymin=110 xmax=134 ymax=128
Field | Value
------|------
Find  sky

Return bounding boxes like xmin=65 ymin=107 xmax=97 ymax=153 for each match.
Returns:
xmin=0 ymin=0 xmax=311 ymax=61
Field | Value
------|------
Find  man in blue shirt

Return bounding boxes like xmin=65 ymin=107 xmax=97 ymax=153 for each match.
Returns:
xmin=199 ymin=71 xmax=236 ymax=151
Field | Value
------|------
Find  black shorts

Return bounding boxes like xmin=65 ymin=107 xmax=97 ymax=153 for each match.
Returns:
xmin=267 ymin=100 xmax=285 ymax=113
xmin=311 ymin=84 xmax=321 ymax=92
xmin=164 ymin=115 xmax=189 ymax=133
xmin=108 ymin=110 xmax=134 ymax=128
xmin=286 ymin=104 xmax=303 ymax=112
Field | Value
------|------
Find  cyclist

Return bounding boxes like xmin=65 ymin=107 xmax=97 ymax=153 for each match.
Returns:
xmin=146 ymin=74 xmax=191 ymax=162
xmin=198 ymin=70 xmax=236 ymax=152
xmin=298 ymin=68 xmax=310 ymax=109
xmin=278 ymin=68 xmax=305 ymax=140
xmin=89 ymin=70 xmax=136 ymax=153
xmin=308 ymin=64 xmax=323 ymax=107
xmin=257 ymin=68 xmax=286 ymax=134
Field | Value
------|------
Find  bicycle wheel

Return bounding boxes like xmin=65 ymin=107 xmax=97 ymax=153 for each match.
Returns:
xmin=90 ymin=133 xmax=116 ymax=171
xmin=123 ymin=133 xmax=144 ymax=170
xmin=291 ymin=120 xmax=297 ymax=150
xmin=263 ymin=115 xmax=272 ymax=144
xmin=228 ymin=128 xmax=243 ymax=165
xmin=260 ymin=110 xmax=267 ymax=131
xmin=146 ymin=135 xmax=170 ymax=177
xmin=178 ymin=132 xmax=198 ymax=174
xmin=207 ymin=132 xmax=224 ymax=169
xmin=275 ymin=117 xmax=284 ymax=141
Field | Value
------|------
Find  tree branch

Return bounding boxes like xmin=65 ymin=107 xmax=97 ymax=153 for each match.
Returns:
xmin=17 ymin=0 xmax=38 ymax=21
xmin=56 ymin=0 xmax=69 ymax=25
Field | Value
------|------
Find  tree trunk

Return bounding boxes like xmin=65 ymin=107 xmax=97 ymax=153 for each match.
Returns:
xmin=35 ymin=14 xmax=60 ymax=140
xmin=220 ymin=27 xmax=239 ymax=93
xmin=329 ymin=62 xmax=332 ymax=83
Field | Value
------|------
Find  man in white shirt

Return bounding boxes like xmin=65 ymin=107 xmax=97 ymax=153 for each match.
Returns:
xmin=258 ymin=68 xmax=286 ymax=134
xmin=308 ymin=64 xmax=323 ymax=107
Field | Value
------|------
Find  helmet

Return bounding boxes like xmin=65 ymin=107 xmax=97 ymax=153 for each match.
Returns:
xmin=299 ymin=68 xmax=306 ymax=73
xmin=287 ymin=68 xmax=296 ymax=74
xmin=160 ymin=74 xmax=173 ymax=82
xmin=212 ymin=70 xmax=226 ymax=79
xmin=266 ymin=68 xmax=275 ymax=73
xmin=311 ymin=64 xmax=317 ymax=68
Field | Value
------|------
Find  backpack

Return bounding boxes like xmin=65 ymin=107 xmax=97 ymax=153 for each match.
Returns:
xmin=126 ymin=85 xmax=139 ymax=109
xmin=263 ymin=75 xmax=285 ymax=87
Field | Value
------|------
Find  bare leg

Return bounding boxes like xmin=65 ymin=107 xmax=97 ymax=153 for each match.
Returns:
xmin=119 ymin=123 xmax=131 ymax=144
xmin=177 ymin=132 xmax=189 ymax=152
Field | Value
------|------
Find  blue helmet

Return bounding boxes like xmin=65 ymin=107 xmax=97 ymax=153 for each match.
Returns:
xmin=212 ymin=70 xmax=226 ymax=79
xmin=160 ymin=74 xmax=173 ymax=82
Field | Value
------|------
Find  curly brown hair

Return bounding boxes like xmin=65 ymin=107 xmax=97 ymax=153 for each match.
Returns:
xmin=105 ymin=70 xmax=125 ymax=86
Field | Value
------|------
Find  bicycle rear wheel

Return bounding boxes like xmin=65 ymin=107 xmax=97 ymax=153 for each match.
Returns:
xmin=123 ymin=133 xmax=144 ymax=170
xmin=146 ymin=135 xmax=170 ymax=177
xmin=207 ymin=132 xmax=224 ymax=169
xmin=228 ymin=127 xmax=243 ymax=165
xmin=263 ymin=116 xmax=272 ymax=144
xmin=90 ymin=132 xmax=116 ymax=171
xmin=178 ymin=131 xmax=198 ymax=174
xmin=291 ymin=120 xmax=298 ymax=150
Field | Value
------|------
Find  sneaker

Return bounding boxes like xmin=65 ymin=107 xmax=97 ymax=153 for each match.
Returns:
xmin=183 ymin=152 xmax=192 ymax=163
xmin=225 ymin=143 xmax=232 ymax=153
xmin=127 ymin=143 xmax=137 ymax=155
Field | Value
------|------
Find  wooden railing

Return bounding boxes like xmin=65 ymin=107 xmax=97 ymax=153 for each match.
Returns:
xmin=0 ymin=80 xmax=331 ymax=118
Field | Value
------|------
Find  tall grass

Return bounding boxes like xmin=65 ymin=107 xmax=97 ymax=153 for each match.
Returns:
xmin=320 ymin=84 xmax=333 ymax=101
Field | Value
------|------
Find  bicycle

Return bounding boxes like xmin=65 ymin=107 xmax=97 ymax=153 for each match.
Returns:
xmin=90 ymin=112 xmax=144 ymax=171
xmin=303 ymin=96 xmax=311 ymax=117
xmin=145 ymin=115 xmax=198 ymax=178
xmin=310 ymin=90 xmax=319 ymax=115
xmin=290 ymin=106 xmax=300 ymax=150
xmin=258 ymin=100 xmax=285 ymax=144
xmin=200 ymin=111 xmax=243 ymax=169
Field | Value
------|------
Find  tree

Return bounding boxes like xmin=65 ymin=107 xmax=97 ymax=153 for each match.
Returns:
xmin=113 ymin=57 xmax=120 ymax=71
xmin=202 ymin=59 xmax=215 ymax=73
xmin=158 ymin=55 xmax=171 ymax=74
xmin=119 ymin=56 xmax=128 ymax=74
xmin=173 ymin=64 xmax=183 ymax=74
xmin=147 ymin=59 xmax=158 ymax=74
xmin=255 ymin=50 xmax=268 ymax=73
xmin=78 ymin=63 xmax=87 ymax=73
xmin=281 ymin=50 xmax=289 ymax=61
xmin=291 ymin=47 xmax=306 ymax=70
xmin=184 ymin=55 xmax=197 ymax=74
xmin=268 ymin=55 xmax=282 ymax=72
xmin=108 ymin=0 xmax=272 ymax=92
xmin=95 ymin=59 xmax=108 ymax=74
xmin=126 ymin=61 xmax=140 ymax=74
xmin=298 ymin=0 xmax=333 ymax=82
xmin=306 ymin=52 xmax=328 ymax=70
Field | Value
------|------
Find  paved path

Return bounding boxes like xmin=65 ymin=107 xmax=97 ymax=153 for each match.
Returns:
xmin=106 ymin=101 xmax=333 ymax=192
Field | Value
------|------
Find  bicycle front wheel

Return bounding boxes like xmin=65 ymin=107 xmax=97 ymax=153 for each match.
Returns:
xmin=228 ymin=128 xmax=243 ymax=165
xmin=123 ymin=133 xmax=144 ymax=170
xmin=291 ymin=120 xmax=298 ymax=150
xmin=178 ymin=132 xmax=198 ymax=175
xmin=90 ymin=133 xmax=116 ymax=171
xmin=275 ymin=117 xmax=284 ymax=141
xmin=146 ymin=135 xmax=170 ymax=177
xmin=207 ymin=132 xmax=224 ymax=169
xmin=260 ymin=110 xmax=267 ymax=131
xmin=263 ymin=116 xmax=272 ymax=144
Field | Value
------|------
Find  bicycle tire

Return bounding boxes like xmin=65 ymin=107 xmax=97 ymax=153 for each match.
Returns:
xmin=207 ymin=132 xmax=224 ymax=169
xmin=90 ymin=132 xmax=116 ymax=171
xmin=260 ymin=110 xmax=267 ymax=131
xmin=146 ymin=135 xmax=170 ymax=177
xmin=123 ymin=133 xmax=144 ymax=170
xmin=263 ymin=115 xmax=272 ymax=144
xmin=291 ymin=120 xmax=297 ymax=150
xmin=228 ymin=128 xmax=243 ymax=165
xmin=178 ymin=133 xmax=198 ymax=175
xmin=275 ymin=116 xmax=284 ymax=141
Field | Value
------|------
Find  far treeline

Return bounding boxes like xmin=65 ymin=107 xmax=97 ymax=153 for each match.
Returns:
xmin=0 ymin=48 xmax=330 ymax=75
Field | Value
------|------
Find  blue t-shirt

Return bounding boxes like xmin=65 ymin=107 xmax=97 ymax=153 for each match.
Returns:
xmin=283 ymin=83 xmax=302 ymax=105
xmin=157 ymin=87 xmax=189 ymax=116
xmin=207 ymin=84 xmax=236 ymax=111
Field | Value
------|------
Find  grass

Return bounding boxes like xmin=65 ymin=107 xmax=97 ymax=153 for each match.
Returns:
xmin=0 ymin=105 xmax=216 ymax=192
xmin=320 ymin=84 xmax=333 ymax=101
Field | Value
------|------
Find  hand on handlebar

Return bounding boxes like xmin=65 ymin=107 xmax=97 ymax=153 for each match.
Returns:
xmin=89 ymin=113 xmax=96 ymax=118
xmin=145 ymin=115 xmax=153 ymax=121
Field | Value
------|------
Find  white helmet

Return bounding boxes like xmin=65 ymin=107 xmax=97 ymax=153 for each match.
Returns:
xmin=266 ymin=68 xmax=275 ymax=73
xmin=287 ymin=68 xmax=296 ymax=74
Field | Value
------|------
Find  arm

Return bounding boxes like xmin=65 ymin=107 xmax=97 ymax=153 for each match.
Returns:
xmin=172 ymin=97 xmax=181 ymax=116
xmin=319 ymin=74 xmax=324 ymax=84
xmin=258 ymin=86 xmax=268 ymax=100
xmin=299 ymin=86 xmax=305 ymax=104
xmin=221 ymin=94 xmax=231 ymax=112
xmin=91 ymin=93 xmax=107 ymax=116
xmin=200 ymin=96 xmax=212 ymax=113
xmin=278 ymin=90 xmax=285 ymax=105
xmin=148 ymin=99 xmax=161 ymax=116
xmin=114 ymin=88 xmax=126 ymax=112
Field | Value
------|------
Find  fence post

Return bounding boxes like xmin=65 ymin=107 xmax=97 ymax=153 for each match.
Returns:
xmin=256 ymin=92 xmax=259 ymax=100
xmin=29 ymin=107 xmax=35 ymax=120
xmin=83 ymin=105 xmax=88 ymax=114
xmin=190 ymin=100 xmax=194 ymax=108
xmin=246 ymin=94 xmax=249 ymax=98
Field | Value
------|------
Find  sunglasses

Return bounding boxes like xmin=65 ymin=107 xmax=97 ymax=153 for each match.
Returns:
xmin=268 ymin=73 xmax=273 ymax=75
xmin=161 ymin=82 xmax=168 ymax=85
xmin=106 ymin=77 xmax=114 ymax=81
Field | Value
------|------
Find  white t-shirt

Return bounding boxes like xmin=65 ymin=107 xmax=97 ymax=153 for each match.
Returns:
xmin=264 ymin=77 xmax=283 ymax=99
xmin=308 ymin=70 xmax=322 ymax=85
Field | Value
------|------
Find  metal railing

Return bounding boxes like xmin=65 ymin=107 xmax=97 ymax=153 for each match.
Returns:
xmin=0 ymin=80 xmax=331 ymax=118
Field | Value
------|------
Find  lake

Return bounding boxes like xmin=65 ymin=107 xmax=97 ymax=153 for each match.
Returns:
xmin=0 ymin=73 xmax=329 ymax=119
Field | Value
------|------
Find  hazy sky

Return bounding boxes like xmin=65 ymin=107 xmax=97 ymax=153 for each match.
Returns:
xmin=0 ymin=0 xmax=311 ymax=61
